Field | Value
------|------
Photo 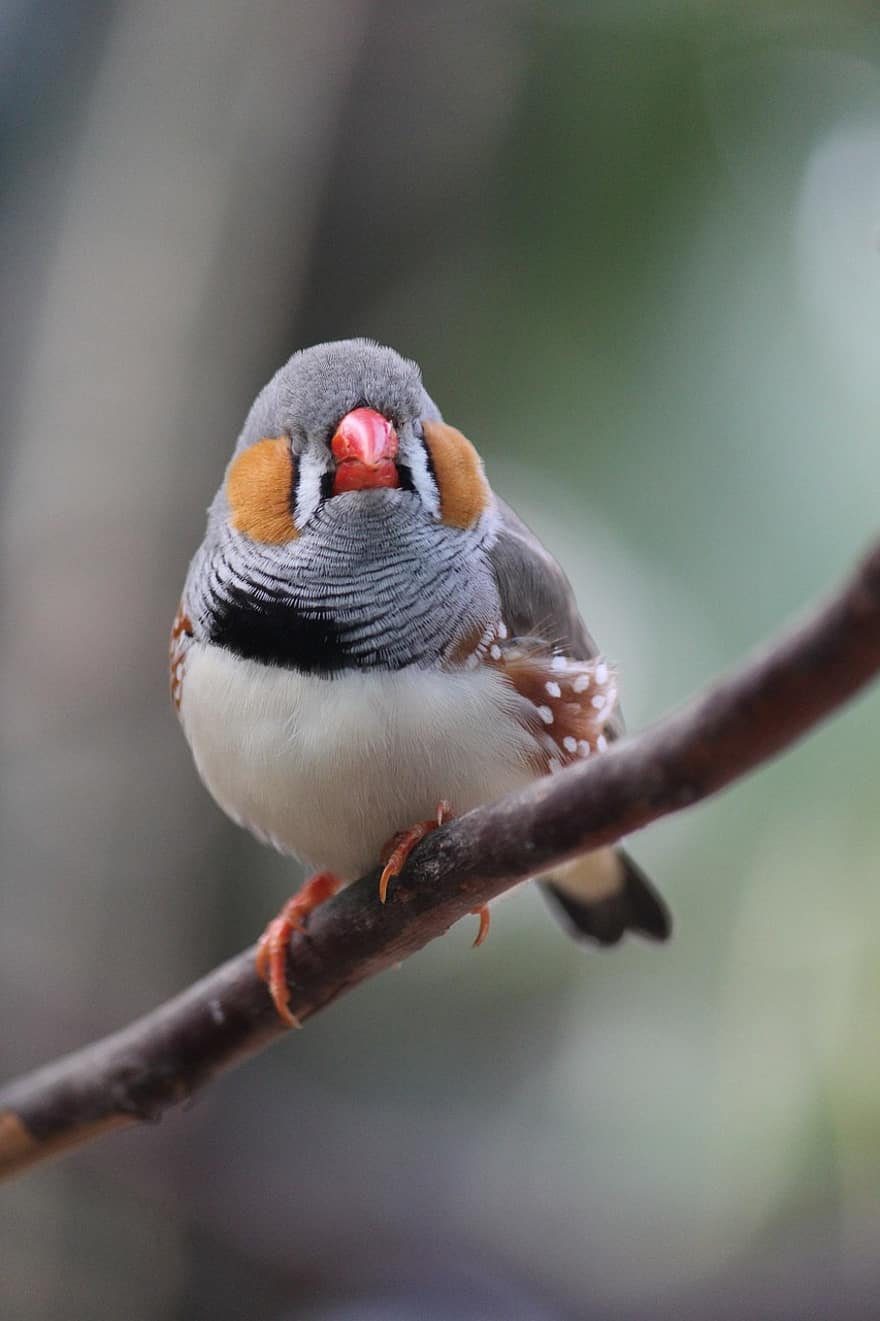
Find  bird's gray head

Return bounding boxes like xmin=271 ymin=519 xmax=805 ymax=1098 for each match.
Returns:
xmin=222 ymin=338 xmax=494 ymax=539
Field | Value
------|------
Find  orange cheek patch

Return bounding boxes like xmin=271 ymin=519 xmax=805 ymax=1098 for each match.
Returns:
xmin=226 ymin=437 xmax=299 ymax=544
xmin=421 ymin=419 xmax=491 ymax=529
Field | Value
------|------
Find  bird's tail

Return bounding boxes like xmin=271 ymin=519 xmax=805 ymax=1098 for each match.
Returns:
xmin=540 ymin=847 xmax=671 ymax=946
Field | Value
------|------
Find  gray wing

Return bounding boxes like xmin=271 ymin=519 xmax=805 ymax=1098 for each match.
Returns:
xmin=488 ymin=497 xmax=623 ymax=737
xmin=489 ymin=497 xmax=669 ymax=943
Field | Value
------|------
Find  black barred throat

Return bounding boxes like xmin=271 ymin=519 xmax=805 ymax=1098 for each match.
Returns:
xmin=198 ymin=495 xmax=502 ymax=676
xmin=207 ymin=587 xmax=360 ymax=674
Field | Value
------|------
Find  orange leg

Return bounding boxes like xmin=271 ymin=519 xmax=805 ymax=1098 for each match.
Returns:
xmin=471 ymin=904 xmax=491 ymax=948
xmin=378 ymin=800 xmax=452 ymax=904
xmin=255 ymin=871 xmax=341 ymax=1028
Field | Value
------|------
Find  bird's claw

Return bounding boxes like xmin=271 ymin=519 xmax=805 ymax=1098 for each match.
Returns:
xmin=378 ymin=800 xmax=453 ymax=903
xmin=255 ymin=871 xmax=341 ymax=1028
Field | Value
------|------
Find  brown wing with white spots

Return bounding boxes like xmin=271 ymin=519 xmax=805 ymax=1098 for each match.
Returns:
xmin=486 ymin=496 xmax=623 ymax=769
xmin=482 ymin=640 xmax=617 ymax=776
xmin=487 ymin=498 xmax=671 ymax=945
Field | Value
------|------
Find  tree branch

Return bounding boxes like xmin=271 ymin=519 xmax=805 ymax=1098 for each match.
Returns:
xmin=3 ymin=539 xmax=880 ymax=1181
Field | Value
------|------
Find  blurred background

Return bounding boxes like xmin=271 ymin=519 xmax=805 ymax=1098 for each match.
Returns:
xmin=2 ymin=1 xmax=880 ymax=1317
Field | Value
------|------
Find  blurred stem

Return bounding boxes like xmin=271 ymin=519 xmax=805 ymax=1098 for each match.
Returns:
xmin=2 ymin=538 xmax=880 ymax=1181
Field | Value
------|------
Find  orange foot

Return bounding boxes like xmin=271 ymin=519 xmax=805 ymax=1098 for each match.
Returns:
xmin=378 ymin=800 xmax=453 ymax=904
xmin=378 ymin=803 xmax=490 ymax=948
xmin=255 ymin=870 xmax=341 ymax=1028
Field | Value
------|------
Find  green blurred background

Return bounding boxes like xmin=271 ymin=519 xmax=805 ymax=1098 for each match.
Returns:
xmin=2 ymin=2 xmax=880 ymax=1317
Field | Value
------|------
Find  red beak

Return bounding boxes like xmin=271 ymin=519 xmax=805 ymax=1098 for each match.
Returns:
xmin=330 ymin=408 xmax=400 ymax=495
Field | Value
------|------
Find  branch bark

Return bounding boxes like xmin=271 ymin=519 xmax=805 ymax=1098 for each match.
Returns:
xmin=3 ymin=540 xmax=880 ymax=1181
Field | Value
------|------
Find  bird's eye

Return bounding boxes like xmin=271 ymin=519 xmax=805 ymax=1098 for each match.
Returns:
xmin=226 ymin=437 xmax=300 ymax=543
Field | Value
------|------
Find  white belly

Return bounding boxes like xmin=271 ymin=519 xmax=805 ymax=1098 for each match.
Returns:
xmin=179 ymin=641 xmax=542 ymax=879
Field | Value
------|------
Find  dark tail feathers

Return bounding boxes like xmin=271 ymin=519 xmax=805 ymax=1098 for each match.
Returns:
xmin=542 ymin=849 xmax=672 ymax=947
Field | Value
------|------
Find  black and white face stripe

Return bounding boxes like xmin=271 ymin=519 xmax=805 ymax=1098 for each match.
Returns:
xmin=398 ymin=420 xmax=440 ymax=521
xmin=292 ymin=439 xmax=330 ymax=530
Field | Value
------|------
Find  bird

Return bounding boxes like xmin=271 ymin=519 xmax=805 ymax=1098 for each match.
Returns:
xmin=172 ymin=338 xmax=671 ymax=1025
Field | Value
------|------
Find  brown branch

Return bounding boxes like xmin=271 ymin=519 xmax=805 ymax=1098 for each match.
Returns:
xmin=3 ymin=539 xmax=880 ymax=1181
